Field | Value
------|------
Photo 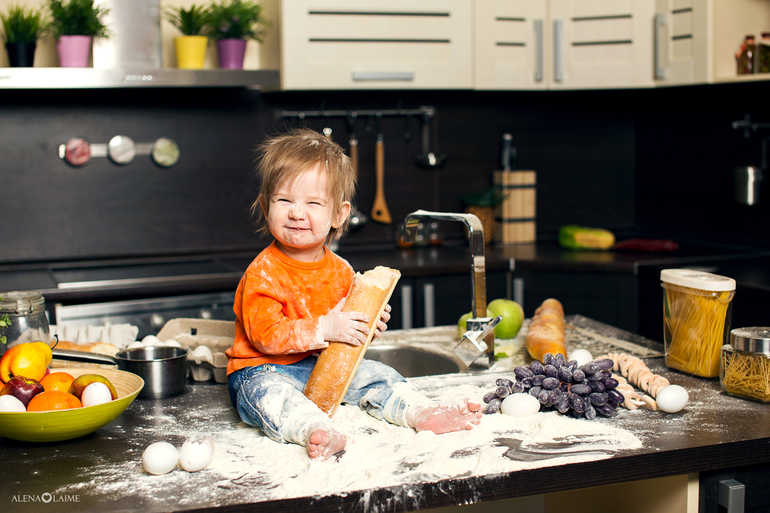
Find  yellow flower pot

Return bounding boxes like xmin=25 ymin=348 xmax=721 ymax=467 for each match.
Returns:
xmin=174 ymin=35 xmax=208 ymax=69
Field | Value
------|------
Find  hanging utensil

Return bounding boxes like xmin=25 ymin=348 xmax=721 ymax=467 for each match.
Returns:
xmin=370 ymin=121 xmax=392 ymax=224
xmin=348 ymin=132 xmax=367 ymax=230
xmin=414 ymin=108 xmax=446 ymax=169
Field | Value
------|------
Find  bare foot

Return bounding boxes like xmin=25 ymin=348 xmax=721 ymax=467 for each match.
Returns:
xmin=306 ymin=423 xmax=347 ymax=460
xmin=410 ymin=399 xmax=483 ymax=434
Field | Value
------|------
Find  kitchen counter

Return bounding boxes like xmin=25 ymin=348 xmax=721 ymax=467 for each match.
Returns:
xmin=2 ymin=318 xmax=770 ymax=513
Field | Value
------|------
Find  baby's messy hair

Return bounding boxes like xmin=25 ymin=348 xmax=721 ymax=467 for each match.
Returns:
xmin=251 ymin=127 xmax=357 ymax=240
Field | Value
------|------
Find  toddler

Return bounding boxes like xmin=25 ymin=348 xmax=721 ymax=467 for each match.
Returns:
xmin=226 ymin=128 xmax=482 ymax=460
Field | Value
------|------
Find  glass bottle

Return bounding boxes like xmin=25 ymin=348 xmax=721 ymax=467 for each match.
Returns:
xmin=736 ymin=35 xmax=756 ymax=75
xmin=758 ymin=32 xmax=770 ymax=73
xmin=0 ymin=291 xmax=50 ymax=355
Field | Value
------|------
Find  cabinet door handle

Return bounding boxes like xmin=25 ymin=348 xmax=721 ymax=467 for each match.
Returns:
xmin=352 ymin=71 xmax=415 ymax=82
xmin=718 ymin=479 xmax=745 ymax=513
xmin=553 ymin=19 xmax=563 ymax=83
xmin=401 ymin=284 xmax=413 ymax=330
xmin=654 ymin=12 xmax=667 ymax=80
xmin=513 ymin=277 xmax=525 ymax=309
xmin=534 ymin=19 xmax=544 ymax=82
xmin=423 ymin=283 xmax=435 ymax=328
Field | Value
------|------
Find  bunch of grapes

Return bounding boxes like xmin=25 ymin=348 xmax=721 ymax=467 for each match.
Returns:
xmin=482 ymin=353 xmax=624 ymax=420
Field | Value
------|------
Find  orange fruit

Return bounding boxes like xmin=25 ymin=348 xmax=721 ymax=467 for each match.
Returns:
xmin=39 ymin=372 xmax=76 ymax=393
xmin=27 ymin=391 xmax=82 ymax=412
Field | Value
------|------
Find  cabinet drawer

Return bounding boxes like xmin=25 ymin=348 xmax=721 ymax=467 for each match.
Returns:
xmin=280 ymin=0 xmax=473 ymax=90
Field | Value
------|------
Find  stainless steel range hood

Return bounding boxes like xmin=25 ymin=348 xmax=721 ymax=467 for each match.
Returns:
xmin=0 ymin=0 xmax=280 ymax=90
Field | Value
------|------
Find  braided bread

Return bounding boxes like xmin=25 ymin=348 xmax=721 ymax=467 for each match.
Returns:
xmin=598 ymin=352 xmax=669 ymax=411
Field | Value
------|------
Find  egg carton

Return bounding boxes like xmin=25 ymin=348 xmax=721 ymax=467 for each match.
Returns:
xmin=49 ymin=323 xmax=139 ymax=349
xmin=157 ymin=318 xmax=234 ymax=384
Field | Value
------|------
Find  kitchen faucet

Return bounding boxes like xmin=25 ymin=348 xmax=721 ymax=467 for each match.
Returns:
xmin=402 ymin=210 xmax=500 ymax=368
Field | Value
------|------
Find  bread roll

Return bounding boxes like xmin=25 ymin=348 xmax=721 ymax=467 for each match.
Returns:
xmin=304 ymin=266 xmax=400 ymax=415
xmin=525 ymin=298 xmax=567 ymax=362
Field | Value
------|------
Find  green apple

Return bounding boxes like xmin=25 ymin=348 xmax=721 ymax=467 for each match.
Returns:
xmin=487 ymin=299 xmax=524 ymax=339
xmin=457 ymin=309 xmax=492 ymax=337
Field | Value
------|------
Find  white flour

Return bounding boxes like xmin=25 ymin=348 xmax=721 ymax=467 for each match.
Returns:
xmin=56 ymin=372 xmax=641 ymax=510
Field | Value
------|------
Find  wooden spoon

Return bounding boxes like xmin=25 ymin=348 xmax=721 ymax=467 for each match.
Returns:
xmin=370 ymin=134 xmax=392 ymax=224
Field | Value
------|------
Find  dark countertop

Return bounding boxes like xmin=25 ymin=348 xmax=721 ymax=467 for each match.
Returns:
xmin=1 ymin=341 xmax=769 ymax=513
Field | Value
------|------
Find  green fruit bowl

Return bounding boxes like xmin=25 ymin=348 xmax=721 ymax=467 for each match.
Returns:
xmin=0 ymin=368 xmax=144 ymax=442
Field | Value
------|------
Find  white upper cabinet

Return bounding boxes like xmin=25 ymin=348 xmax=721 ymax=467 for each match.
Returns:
xmin=655 ymin=0 xmax=770 ymax=85
xmin=279 ymin=0 xmax=473 ymax=90
xmin=474 ymin=0 xmax=655 ymax=90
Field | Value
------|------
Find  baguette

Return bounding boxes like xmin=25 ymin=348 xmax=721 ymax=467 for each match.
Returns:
xmin=304 ymin=266 xmax=400 ymax=415
xmin=49 ymin=340 xmax=118 ymax=369
xmin=525 ymin=298 xmax=567 ymax=362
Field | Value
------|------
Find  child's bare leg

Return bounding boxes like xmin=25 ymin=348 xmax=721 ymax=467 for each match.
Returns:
xmin=306 ymin=422 xmax=347 ymax=460
xmin=406 ymin=399 xmax=483 ymax=434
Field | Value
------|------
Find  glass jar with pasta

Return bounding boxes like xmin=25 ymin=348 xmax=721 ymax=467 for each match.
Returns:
xmin=721 ymin=327 xmax=770 ymax=402
xmin=661 ymin=269 xmax=736 ymax=378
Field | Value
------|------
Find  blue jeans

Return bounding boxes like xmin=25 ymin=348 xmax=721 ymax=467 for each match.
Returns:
xmin=228 ymin=355 xmax=425 ymax=446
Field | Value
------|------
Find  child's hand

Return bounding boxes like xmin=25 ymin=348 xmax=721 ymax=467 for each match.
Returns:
xmin=373 ymin=304 xmax=391 ymax=338
xmin=320 ymin=297 xmax=371 ymax=346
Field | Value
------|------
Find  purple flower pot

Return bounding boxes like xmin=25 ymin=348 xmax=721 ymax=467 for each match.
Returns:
xmin=216 ymin=38 xmax=247 ymax=69
xmin=57 ymin=35 xmax=92 ymax=67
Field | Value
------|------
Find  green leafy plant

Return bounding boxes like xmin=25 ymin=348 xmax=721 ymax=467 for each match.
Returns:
xmin=0 ymin=5 xmax=48 ymax=44
xmin=205 ymin=0 xmax=270 ymax=41
xmin=0 ymin=297 xmax=9 ymax=347
xmin=162 ymin=4 xmax=211 ymax=36
xmin=46 ymin=0 xmax=109 ymax=39
xmin=461 ymin=187 xmax=508 ymax=208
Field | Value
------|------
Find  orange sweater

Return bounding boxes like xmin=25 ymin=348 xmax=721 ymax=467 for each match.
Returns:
xmin=226 ymin=242 xmax=355 ymax=375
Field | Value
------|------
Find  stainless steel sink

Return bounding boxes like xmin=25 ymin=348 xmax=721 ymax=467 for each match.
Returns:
xmin=364 ymin=345 xmax=462 ymax=377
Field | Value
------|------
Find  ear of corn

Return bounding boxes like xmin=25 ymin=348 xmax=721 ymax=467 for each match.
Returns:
xmin=559 ymin=225 xmax=615 ymax=250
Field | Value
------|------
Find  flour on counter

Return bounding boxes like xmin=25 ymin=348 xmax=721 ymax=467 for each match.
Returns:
xmin=55 ymin=372 xmax=641 ymax=508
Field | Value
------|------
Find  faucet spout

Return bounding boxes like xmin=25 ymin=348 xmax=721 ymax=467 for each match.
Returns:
xmin=403 ymin=209 xmax=494 ymax=366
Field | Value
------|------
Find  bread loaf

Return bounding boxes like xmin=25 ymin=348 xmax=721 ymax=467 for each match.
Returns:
xmin=525 ymin=298 xmax=567 ymax=362
xmin=304 ymin=266 xmax=400 ymax=415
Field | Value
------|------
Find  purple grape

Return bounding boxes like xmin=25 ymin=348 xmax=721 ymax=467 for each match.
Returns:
xmin=567 ymin=360 xmax=578 ymax=371
xmin=483 ymin=391 xmax=498 ymax=403
xmin=542 ymin=377 xmax=560 ymax=390
xmin=570 ymin=383 xmax=592 ymax=396
xmin=589 ymin=392 xmax=608 ymax=406
xmin=553 ymin=353 xmax=567 ymax=367
xmin=595 ymin=358 xmax=614 ymax=371
xmin=589 ymin=380 xmax=606 ymax=393
xmin=544 ymin=364 xmax=558 ymax=378
xmin=543 ymin=354 xmax=554 ymax=365
xmin=573 ymin=369 xmax=586 ymax=382
xmin=521 ymin=377 xmax=532 ymax=388
xmin=596 ymin=403 xmax=615 ymax=417
xmin=496 ymin=377 xmax=514 ymax=388
xmin=584 ymin=404 xmax=597 ymax=420
xmin=558 ymin=367 xmax=574 ymax=383
xmin=512 ymin=381 xmax=525 ymax=394
xmin=530 ymin=361 xmax=544 ymax=375
xmin=538 ymin=389 xmax=550 ymax=405
xmin=531 ymin=375 xmax=545 ymax=387
xmin=514 ymin=366 xmax=534 ymax=380
xmin=606 ymin=389 xmax=625 ymax=404
xmin=581 ymin=362 xmax=599 ymax=375
xmin=570 ymin=394 xmax=586 ymax=413
xmin=483 ymin=397 xmax=502 ymax=414
xmin=600 ymin=377 xmax=619 ymax=390
xmin=556 ymin=395 xmax=570 ymax=413
xmin=529 ymin=386 xmax=542 ymax=398
xmin=496 ymin=386 xmax=510 ymax=398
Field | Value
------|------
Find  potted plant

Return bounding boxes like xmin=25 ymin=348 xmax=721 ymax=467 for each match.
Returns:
xmin=461 ymin=187 xmax=507 ymax=245
xmin=205 ymin=0 xmax=269 ymax=69
xmin=0 ymin=5 xmax=47 ymax=67
xmin=162 ymin=4 xmax=211 ymax=69
xmin=46 ymin=0 xmax=109 ymax=68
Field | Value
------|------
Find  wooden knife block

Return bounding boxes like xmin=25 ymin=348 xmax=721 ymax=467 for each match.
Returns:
xmin=494 ymin=170 xmax=536 ymax=244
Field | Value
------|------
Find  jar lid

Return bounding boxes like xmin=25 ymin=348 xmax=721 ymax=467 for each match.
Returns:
xmin=660 ymin=269 xmax=736 ymax=292
xmin=731 ymin=327 xmax=770 ymax=354
xmin=0 ymin=291 xmax=45 ymax=313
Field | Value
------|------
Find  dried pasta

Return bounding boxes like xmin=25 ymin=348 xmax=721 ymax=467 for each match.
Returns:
xmin=663 ymin=283 xmax=733 ymax=378
xmin=721 ymin=350 xmax=770 ymax=402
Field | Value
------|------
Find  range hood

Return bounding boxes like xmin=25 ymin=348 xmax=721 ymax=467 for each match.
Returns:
xmin=0 ymin=0 xmax=280 ymax=90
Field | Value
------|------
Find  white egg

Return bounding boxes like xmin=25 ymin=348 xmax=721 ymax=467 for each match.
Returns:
xmin=569 ymin=348 xmax=594 ymax=367
xmin=142 ymin=442 xmax=179 ymax=475
xmin=162 ymin=339 xmax=182 ymax=348
xmin=81 ymin=382 xmax=113 ymax=407
xmin=178 ymin=437 xmax=215 ymax=472
xmin=191 ymin=345 xmax=214 ymax=364
xmin=656 ymin=385 xmax=689 ymax=413
xmin=500 ymin=393 xmax=541 ymax=418
xmin=127 ymin=341 xmax=144 ymax=349
xmin=141 ymin=335 xmax=162 ymax=346
xmin=0 ymin=395 xmax=27 ymax=412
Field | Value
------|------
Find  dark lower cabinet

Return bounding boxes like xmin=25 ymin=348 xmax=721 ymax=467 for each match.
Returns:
xmin=700 ymin=464 xmax=770 ymax=513
xmin=512 ymin=270 xmax=640 ymax=335
xmin=388 ymin=270 xmax=510 ymax=330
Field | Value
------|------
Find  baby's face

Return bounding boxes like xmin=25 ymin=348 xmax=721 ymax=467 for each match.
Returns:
xmin=267 ymin=164 xmax=345 ymax=261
